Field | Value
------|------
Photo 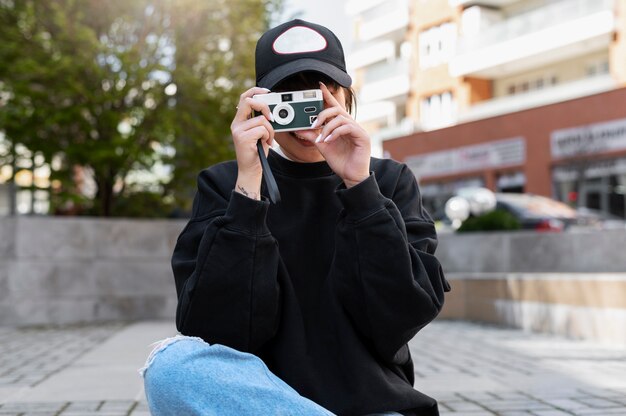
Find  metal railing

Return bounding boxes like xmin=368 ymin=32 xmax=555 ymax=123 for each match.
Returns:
xmin=362 ymin=58 xmax=409 ymax=84
xmin=457 ymin=0 xmax=614 ymax=54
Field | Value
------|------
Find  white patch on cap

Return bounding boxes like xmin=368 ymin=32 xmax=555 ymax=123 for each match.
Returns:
xmin=273 ymin=26 xmax=327 ymax=55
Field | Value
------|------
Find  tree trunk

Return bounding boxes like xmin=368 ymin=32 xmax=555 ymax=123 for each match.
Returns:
xmin=95 ymin=171 xmax=115 ymax=217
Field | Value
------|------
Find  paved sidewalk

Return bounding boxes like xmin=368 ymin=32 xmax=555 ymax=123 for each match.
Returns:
xmin=0 ymin=320 xmax=624 ymax=415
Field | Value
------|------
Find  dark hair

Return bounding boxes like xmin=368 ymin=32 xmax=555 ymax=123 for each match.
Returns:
xmin=272 ymin=71 xmax=356 ymax=115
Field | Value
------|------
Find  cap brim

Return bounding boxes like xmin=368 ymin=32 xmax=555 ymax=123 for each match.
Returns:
xmin=257 ymin=58 xmax=352 ymax=90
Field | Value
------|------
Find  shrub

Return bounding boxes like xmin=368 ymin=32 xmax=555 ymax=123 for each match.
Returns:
xmin=457 ymin=209 xmax=521 ymax=232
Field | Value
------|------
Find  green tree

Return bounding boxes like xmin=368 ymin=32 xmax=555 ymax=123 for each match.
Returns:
xmin=0 ymin=0 xmax=280 ymax=216
xmin=0 ymin=0 xmax=173 ymax=215
xmin=164 ymin=0 xmax=281 ymax=211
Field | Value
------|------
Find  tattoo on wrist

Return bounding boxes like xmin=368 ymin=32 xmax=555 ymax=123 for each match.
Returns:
xmin=237 ymin=185 xmax=258 ymax=200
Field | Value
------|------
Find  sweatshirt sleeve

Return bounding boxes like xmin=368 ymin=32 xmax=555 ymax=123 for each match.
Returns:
xmin=171 ymin=169 xmax=281 ymax=353
xmin=332 ymin=165 xmax=451 ymax=363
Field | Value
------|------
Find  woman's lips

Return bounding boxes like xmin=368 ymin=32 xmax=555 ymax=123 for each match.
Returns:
xmin=290 ymin=130 xmax=319 ymax=147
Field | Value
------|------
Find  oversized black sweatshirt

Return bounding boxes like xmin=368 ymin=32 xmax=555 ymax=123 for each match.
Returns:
xmin=172 ymin=150 xmax=451 ymax=416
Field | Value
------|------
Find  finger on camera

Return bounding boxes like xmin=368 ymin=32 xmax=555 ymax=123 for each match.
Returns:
xmin=323 ymin=125 xmax=352 ymax=144
xmin=235 ymin=88 xmax=270 ymax=116
xmin=320 ymin=115 xmax=349 ymax=139
xmin=244 ymin=97 xmax=274 ymax=122
xmin=320 ymin=124 xmax=352 ymax=144
xmin=313 ymin=106 xmax=344 ymax=128
xmin=319 ymin=82 xmax=342 ymax=108
xmin=240 ymin=87 xmax=271 ymax=102
xmin=234 ymin=96 xmax=271 ymax=122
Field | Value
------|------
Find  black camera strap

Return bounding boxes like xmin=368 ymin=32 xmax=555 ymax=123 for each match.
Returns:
xmin=257 ymin=140 xmax=281 ymax=204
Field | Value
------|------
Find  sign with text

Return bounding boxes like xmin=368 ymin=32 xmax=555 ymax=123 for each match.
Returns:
xmin=405 ymin=137 xmax=526 ymax=179
xmin=551 ymin=117 xmax=626 ymax=159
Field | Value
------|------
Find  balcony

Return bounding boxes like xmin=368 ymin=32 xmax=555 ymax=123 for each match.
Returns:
xmin=346 ymin=0 xmax=386 ymax=16
xmin=347 ymin=40 xmax=396 ymax=70
xmin=449 ymin=0 xmax=518 ymax=6
xmin=359 ymin=59 xmax=410 ymax=103
xmin=358 ymin=0 xmax=409 ymax=42
xmin=374 ymin=118 xmax=420 ymax=141
xmin=354 ymin=100 xmax=396 ymax=124
xmin=457 ymin=74 xmax=618 ymax=123
xmin=450 ymin=0 xmax=615 ymax=78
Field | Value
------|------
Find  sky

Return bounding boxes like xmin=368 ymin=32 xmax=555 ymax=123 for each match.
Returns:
xmin=278 ymin=0 xmax=353 ymax=51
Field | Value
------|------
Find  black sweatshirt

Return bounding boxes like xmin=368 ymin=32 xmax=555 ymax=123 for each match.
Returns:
xmin=172 ymin=150 xmax=451 ymax=416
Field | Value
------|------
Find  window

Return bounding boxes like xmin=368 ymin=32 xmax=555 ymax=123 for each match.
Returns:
xmin=505 ymin=74 xmax=557 ymax=96
xmin=419 ymin=22 xmax=457 ymax=69
xmin=587 ymin=59 xmax=610 ymax=77
xmin=600 ymin=61 xmax=609 ymax=74
xmin=420 ymin=91 xmax=456 ymax=129
xmin=0 ymin=143 xmax=51 ymax=216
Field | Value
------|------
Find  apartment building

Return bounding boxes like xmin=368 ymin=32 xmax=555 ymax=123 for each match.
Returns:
xmin=346 ymin=0 xmax=413 ymax=156
xmin=347 ymin=0 xmax=626 ymax=218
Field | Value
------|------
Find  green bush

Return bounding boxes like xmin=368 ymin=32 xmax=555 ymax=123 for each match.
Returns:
xmin=457 ymin=209 xmax=521 ymax=232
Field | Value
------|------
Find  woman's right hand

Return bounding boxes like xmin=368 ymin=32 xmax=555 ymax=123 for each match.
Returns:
xmin=231 ymin=87 xmax=275 ymax=200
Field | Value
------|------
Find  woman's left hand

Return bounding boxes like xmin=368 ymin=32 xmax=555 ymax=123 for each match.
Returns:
xmin=313 ymin=82 xmax=371 ymax=188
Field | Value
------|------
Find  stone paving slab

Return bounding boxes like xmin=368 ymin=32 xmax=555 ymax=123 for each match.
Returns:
xmin=0 ymin=324 xmax=124 ymax=390
xmin=0 ymin=320 xmax=624 ymax=415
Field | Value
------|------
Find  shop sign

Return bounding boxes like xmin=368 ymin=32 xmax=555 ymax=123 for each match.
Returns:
xmin=405 ymin=137 xmax=525 ymax=179
xmin=551 ymin=117 xmax=626 ymax=159
xmin=553 ymin=158 xmax=626 ymax=181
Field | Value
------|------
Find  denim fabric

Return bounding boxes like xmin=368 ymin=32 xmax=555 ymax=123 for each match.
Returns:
xmin=141 ymin=336 xmax=402 ymax=416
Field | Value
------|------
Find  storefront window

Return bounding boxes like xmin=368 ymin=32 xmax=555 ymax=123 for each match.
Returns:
xmin=0 ymin=137 xmax=51 ymax=216
xmin=497 ymin=172 xmax=525 ymax=193
xmin=552 ymin=158 xmax=626 ymax=218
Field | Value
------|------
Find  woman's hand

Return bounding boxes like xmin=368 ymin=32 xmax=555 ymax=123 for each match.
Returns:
xmin=313 ymin=82 xmax=371 ymax=188
xmin=231 ymin=87 xmax=275 ymax=200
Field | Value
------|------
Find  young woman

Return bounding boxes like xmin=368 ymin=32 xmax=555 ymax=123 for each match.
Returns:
xmin=142 ymin=19 xmax=451 ymax=416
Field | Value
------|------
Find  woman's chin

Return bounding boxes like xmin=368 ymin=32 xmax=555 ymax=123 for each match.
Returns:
xmin=276 ymin=132 xmax=324 ymax=163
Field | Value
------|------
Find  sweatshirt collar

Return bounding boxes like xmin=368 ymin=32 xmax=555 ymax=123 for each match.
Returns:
xmin=268 ymin=149 xmax=335 ymax=178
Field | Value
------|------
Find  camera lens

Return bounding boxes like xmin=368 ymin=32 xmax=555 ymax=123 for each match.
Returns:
xmin=272 ymin=103 xmax=295 ymax=125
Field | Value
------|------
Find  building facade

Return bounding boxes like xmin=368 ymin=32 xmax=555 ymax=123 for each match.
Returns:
xmin=347 ymin=0 xmax=626 ymax=218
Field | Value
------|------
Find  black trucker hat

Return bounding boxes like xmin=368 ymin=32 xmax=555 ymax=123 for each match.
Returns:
xmin=255 ymin=19 xmax=352 ymax=90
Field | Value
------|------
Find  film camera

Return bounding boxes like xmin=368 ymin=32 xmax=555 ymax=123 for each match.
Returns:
xmin=253 ymin=89 xmax=323 ymax=132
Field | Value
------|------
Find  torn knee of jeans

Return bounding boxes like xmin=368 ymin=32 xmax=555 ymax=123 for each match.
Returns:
xmin=138 ymin=334 xmax=205 ymax=377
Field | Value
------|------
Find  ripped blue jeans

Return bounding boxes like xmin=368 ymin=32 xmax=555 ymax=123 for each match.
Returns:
xmin=140 ymin=335 xmax=403 ymax=416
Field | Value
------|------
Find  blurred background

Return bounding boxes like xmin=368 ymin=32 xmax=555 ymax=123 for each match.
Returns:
xmin=2 ymin=0 xmax=625 ymax=225
xmin=0 ymin=1 xmax=625 ymax=414
xmin=1 ymin=0 xmax=626 ymax=343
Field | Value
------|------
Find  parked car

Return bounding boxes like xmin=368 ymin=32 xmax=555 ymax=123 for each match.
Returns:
xmin=574 ymin=207 xmax=626 ymax=231
xmin=438 ymin=190 xmax=626 ymax=232
xmin=493 ymin=193 xmax=579 ymax=232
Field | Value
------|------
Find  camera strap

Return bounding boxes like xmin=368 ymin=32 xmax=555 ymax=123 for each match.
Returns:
xmin=257 ymin=140 xmax=281 ymax=204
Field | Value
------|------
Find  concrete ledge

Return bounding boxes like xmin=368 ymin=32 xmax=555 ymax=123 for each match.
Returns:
xmin=0 ymin=217 xmax=185 ymax=326
xmin=3 ymin=216 xmax=626 ymax=347
xmin=440 ymin=272 xmax=626 ymax=346
xmin=437 ymin=230 xmax=626 ymax=273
